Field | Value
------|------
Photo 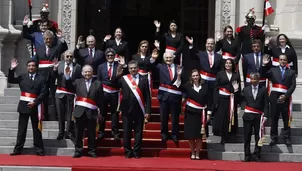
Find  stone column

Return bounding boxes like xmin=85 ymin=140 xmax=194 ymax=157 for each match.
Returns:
xmin=0 ymin=30 xmax=9 ymax=96
xmin=60 ymin=0 xmax=77 ymax=49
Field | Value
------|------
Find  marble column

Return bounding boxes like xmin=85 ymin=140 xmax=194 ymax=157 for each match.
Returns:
xmin=60 ymin=0 xmax=77 ymax=49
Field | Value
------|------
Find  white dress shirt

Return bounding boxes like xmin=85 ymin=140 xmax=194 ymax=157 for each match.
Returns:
xmin=193 ymin=84 xmax=202 ymax=92
xmin=254 ymin=53 xmax=261 ymax=66
xmin=226 ymin=72 xmax=232 ymax=80
xmin=132 ymin=74 xmax=139 ymax=85
xmin=115 ymin=39 xmax=121 ymax=46
xmin=207 ymin=51 xmax=215 ymax=67
xmin=252 ymin=84 xmax=259 ymax=100
xmin=86 ymin=79 xmax=92 ymax=92
xmin=280 ymin=45 xmax=290 ymax=53
xmin=88 ymin=48 xmax=95 ymax=57
xmin=29 ymin=73 xmax=36 ymax=81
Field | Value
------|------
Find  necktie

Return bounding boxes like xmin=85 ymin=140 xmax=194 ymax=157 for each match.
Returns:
xmin=209 ymin=52 xmax=213 ymax=68
xmin=108 ymin=64 xmax=112 ymax=79
xmin=255 ymin=53 xmax=260 ymax=71
xmin=86 ymin=81 xmax=90 ymax=92
xmin=30 ymin=74 xmax=34 ymax=81
xmin=253 ymin=87 xmax=257 ymax=100
xmin=89 ymin=48 xmax=93 ymax=63
xmin=168 ymin=65 xmax=173 ymax=80
xmin=46 ymin=47 xmax=50 ymax=56
xmin=281 ymin=67 xmax=285 ymax=79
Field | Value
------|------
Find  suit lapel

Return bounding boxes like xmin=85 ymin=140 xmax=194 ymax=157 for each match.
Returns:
xmin=88 ymin=80 xmax=96 ymax=94
xmin=204 ymin=52 xmax=211 ymax=67
xmin=276 ymin=67 xmax=282 ymax=82
xmin=81 ymin=79 xmax=89 ymax=95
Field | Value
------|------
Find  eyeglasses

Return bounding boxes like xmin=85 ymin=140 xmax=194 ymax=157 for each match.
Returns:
xmin=106 ymin=54 xmax=114 ymax=57
xmin=66 ymin=55 xmax=73 ymax=58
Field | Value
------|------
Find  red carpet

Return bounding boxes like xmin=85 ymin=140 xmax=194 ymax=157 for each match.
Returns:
xmin=0 ymin=154 xmax=301 ymax=171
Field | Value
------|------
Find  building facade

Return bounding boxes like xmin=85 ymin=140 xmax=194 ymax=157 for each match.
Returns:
xmin=0 ymin=0 xmax=301 ymax=99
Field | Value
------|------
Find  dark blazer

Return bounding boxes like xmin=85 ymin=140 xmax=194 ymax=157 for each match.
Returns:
xmin=97 ymin=61 xmax=121 ymax=89
xmin=132 ymin=54 xmax=155 ymax=72
xmin=262 ymin=66 xmax=296 ymax=99
xmin=118 ymin=75 xmax=151 ymax=114
xmin=243 ymin=52 xmax=271 ymax=80
xmin=72 ymin=78 xmax=104 ymax=119
xmin=8 ymin=69 xmax=47 ymax=114
xmin=190 ymin=47 xmax=222 ymax=76
xmin=241 ymin=84 xmax=269 ymax=121
xmin=101 ymin=39 xmax=130 ymax=63
xmin=53 ymin=61 xmax=82 ymax=99
xmin=22 ymin=25 xmax=44 ymax=48
xmin=157 ymin=63 xmax=183 ymax=103
xmin=182 ymin=82 xmax=209 ymax=113
xmin=74 ymin=47 xmax=105 ymax=74
xmin=215 ymin=38 xmax=241 ymax=64
xmin=155 ymin=32 xmax=184 ymax=57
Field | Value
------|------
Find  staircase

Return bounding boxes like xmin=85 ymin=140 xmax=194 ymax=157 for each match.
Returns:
xmin=0 ymin=88 xmax=206 ymax=158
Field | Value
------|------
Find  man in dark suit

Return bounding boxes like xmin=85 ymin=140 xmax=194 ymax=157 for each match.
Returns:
xmin=186 ymin=37 xmax=222 ymax=116
xmin=8 ymin=58 xmax=47 ymax=156
xmin=97 ymin=48 xmax=126 ymax=140
xmin=157 ymin=52 xmax=183 ymax=143
xmin=243 ymin=39 xmax=271 ymax=87
xmin=34 ymin=30 xmax=68 ymax=121
xmin=74 ymin=35 xmax=105 ymax=79
xmin=53 ymin=50 xmax=82 ymax=140
xmin=262 ymin=54 xmax=296 ymax=146
xmin=242 ymin=72 xmax=269 ymax=162
xmin=116 ymin=60 xmax=151 ymax=158
xmin=72 ymin=65 xmax=104 ymax=158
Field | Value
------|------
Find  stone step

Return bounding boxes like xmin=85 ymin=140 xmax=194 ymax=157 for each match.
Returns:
xmin=4 ymin=88 xmax=20 ymax=97
xmin=0 ymin=104 xmax=18 ymax=112
xmin=0 ymin=96 xmax=19 ymax=104
xmin=207 ymin=134 xmax=302 ymax=144
xmin=207 ymin=151 xmax=302 ymax=162
xmin=207 ymin=143 xmax=302 ymax=153
xmin=0 ymin=166 xmax=70 ymax=171
xmin=0 ymin=120 xmax=59 ymax=129
xmin=0 ymin=128 xmax=59 ymax=139
xmin=0 ymin=137 xmax=74 ymax=147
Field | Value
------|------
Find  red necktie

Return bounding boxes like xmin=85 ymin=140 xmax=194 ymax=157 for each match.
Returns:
xmin=208 ymin=52 xmax=213 ymax=68
xmin=168 ymin=65 xmax=173 ymax=80
xmin=108 ymin=64 xmax=112 ymax=79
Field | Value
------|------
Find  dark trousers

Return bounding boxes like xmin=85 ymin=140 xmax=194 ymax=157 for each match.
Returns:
xmin=75 ymin=114 xmax=97 ymax=154
xmin=243 ymin=118 xmax=261 ymax=157
xmin=99 ymin=92 xmax=119 ymax=136
xmin=160 ymin=100 xmax=181 ymax=138
xmin=14 ymin=113 xmax=44 ymax=153
xmin=55 ymin=94 xmax=74 ymax=135
xmin=270 ymin=95 xmax=290 ymax=140
xmin=122 ymin=107 xmax=144 ymax=154
xmin=206 ymin=81 xmax=215 ymax=114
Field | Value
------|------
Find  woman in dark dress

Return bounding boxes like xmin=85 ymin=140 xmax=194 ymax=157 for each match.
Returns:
xmin=183 ymin=69 xmax=209 ymax=160
xmin=102 ymin=27 xmax=130 ymax=63
xmin=132 ymin=40 xmax=159 ymax=93
xmin=212 ymin=59 xmax=241 ymax=144
xmin=264 ymin=33 xmax=298 ymax=75
xmin=215 ymin=25 xmax=240 ymax=65
xmin=154 ymin=20 xmax=184 ymax=65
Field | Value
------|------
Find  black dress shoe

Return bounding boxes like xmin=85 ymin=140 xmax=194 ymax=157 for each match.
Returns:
xmin=269 ymin=139 xmax=277 ymax=146
xmin=36 ymin=152 xmax=45 ymax=156
xmin=133 ymin=152 xmax=141 ymax=159
xmin=88 ymin=152 xmax=97 ymax=158
xmin=113 ymin=135 xmax=121 ymax=141
xmin=252 ymin=154 xmax=260 ymax=162
xmin=57 ymin=134 xmax=64 ymax=140
xmin=161 ymin=136 xmax=168 ymax=143
xmin=171 ymin=136 xmax=178 ymax=143
xmin=285 ymin=139 xmax=291 ymax=146
xmin=97 ymin=132 xmax=105 ymax=140
xmin=243 ymin=156 xmax=251 ymax=162
xmin=10 ymin=151 xmax=21 ymax=156
xmin=125 ymin=152 xmax=133 ymax=158
xmin=73 ymin=152 xmax=82 ymax=158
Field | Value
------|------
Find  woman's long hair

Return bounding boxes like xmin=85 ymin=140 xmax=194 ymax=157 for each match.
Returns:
xmin=136 ymin=40 xmax=150 ymax=55
xmin=223 ymin=59 xmax=236 ymax=73
xmin=276 ymin=33 xmax=292 ymax=47
xmin=189 ymin=69 xmax=204 ymax=85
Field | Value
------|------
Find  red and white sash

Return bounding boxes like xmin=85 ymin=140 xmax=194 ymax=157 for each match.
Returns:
xmin=219 ymin=88 xmax=235 ymax=132
xmin=138 ymin=70 xmax=153 ymax=97
xmin=271 ymin=84 xmax=293 ymax=126
xmin=114 ymin=54 xmax=120 ymax=61
xmin=56 ymin=87 xmax=74 ymax=95
xmin=39 ymin=60 xmax=54 ymax=68
xmin=75 ymin=97 xmax=98 ymax=110
xmin=123 ymin=74 xmax=146 ymax=114
xmin=244 ymin=106 xmax=263 ymax=114
xmin=222 ymin=52 xmax=236 ymax=60
xmin=158 ymin=84 xmax=182 ymax=95
xmin=102 ymin=84 xmax=118 ymax=93
xmin=244 ymin=106 xmax=266 ymax=142
xmin=165 ymin=46 xmax=176 ymax=54
xmin=20 ymin=92 xmax=43 ymax=131
xmin=186 ymin=98 xmax=207 ymax=134
xmin=199 ymin=70 xmax=216 ymax=81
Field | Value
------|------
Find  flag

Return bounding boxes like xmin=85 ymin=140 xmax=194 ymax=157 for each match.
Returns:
xmin=265 ymin=0 xmax=274 ymax=16
xmin=28 ymin=0 xmax=32 ymax=8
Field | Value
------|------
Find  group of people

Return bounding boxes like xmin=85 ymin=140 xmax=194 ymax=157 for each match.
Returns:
xmin=8 ymin=5 xmax=297 ymax=162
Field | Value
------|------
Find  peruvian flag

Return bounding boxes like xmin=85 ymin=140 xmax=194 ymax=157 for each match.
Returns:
xmin=265 ymin=0 xmax=274 ymax=16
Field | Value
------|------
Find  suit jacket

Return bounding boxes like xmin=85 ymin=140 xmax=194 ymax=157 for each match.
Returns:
xmin=22 ymin=25 xmax=44 ymax=48
xmin=33 ymin=40 xmax=68 ymax=80
xmin=97 ymin=61 xmax=121 ymax=89
xmin=182 ymin=82 xmax=209 ymax=113
xmin=190 ymin=47 xmax=222 ymax=77
xmin=242 ymin=84 xmax=269 ymax=121
xmin=53 ymin=61 xmax=82 ymax=99
xmin=74 ymin=47 xmax=105 ymax=74
xmin=101 ymin=39 xmax=130 ymax=63
xmin=118 ymin=74 xmax=151 ymax=114
xmin=72 ymin=78 xmax=104 ymax=119
xmin=8 ymin=69 xmax=47 ymax=114
xmin=132 ymin=54 xmax=155 ymax=72
xmin=243 ymin=53 xmax=271 ymax=81
xmin=262 ymin=66 xmax=296 ymax=99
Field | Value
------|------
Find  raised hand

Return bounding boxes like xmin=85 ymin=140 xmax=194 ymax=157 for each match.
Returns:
xmin=185 ymin=36 xmax=193 ymax=45
xmin=232 ymin=80 xmax=239 ymax=91
xmin=177 ymin=65 xmax=183 ymax=76
xmin=215 ymin=31 xmax=222 ymax=42
xmin=153 ymin=20 xmax=161 ymax=28
xmin=262 ymin=54 xmax=270 ymax=66
xmin=265 ymin=37 xmax=271 ymax=46
xmin=118 ymin=56 xmax=125 ymax=66
xmin=77 ymin=35 xmax=85 ymax=47
xmin=11 ymin=58 xmax=19 ymax=69
xmin=154 ymin=40 xmax=160 ymax=49
xmin=104 ymin=34 xmax=112 ymax=41
xmin=23 ymin=15 xmax=29 ymax=25
xmin=56 ymin=29 xmax=62 ymax=39
xmin=151 ymin=49 xmax=159 ymax=59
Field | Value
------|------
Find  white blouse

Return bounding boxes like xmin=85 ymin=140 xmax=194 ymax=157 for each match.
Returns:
xmin=193 ymin=84 xmax=202 ymax=92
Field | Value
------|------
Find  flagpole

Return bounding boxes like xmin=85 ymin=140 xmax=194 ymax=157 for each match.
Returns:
xmin=28 ymin=0 xmax=34 ymax=57
xmin=262 ymin=0 xmax=266 ymax=27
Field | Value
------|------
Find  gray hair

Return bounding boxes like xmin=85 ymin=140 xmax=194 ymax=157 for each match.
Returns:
xmin=250 ymin=72 xmax=260 ymax=79
xmin=64 ymin=49 xmax=74 ymax=56
xmin=43 ymin=30 xmax=54 ymax=38
xmin=105 ymin=48 xmax=116 ymax=55
xmin=128 ymin=60 xmax=138 ymax=66
xmin=163 ymin=52 xmax=174 ymax=58
xmin=82 ymin=65 xmax=93 ymax=73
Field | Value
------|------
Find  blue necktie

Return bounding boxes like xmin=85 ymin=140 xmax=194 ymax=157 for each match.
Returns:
xmin=281 ymin=67 xmax=285 ymax=79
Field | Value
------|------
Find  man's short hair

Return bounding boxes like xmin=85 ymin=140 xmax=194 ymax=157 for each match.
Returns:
xmin=82 ymin=65 xmax=93 ymax=72
xmin=250 ymin=72 xmax=260 ymax=79
xmin=163 ymin=52 xmax=174 ymax=58
xmin=43 ymin=30 xmax=54 ymax=38
xmin=27 ymin=59 xmax=38 ymax=66
xmin=105 ymin=48 xmax=116 ymax=56
xmin=252 ymin=39 xmax=262 ymax=47
xmin=128 ymin=60 xmax=138 ymax=66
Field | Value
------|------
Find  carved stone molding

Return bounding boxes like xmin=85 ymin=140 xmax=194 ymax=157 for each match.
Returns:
xmin=62 ymin=0 xmax=72 ymax=47
xmin=221 ymin=0 xmax=231 ymax=29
